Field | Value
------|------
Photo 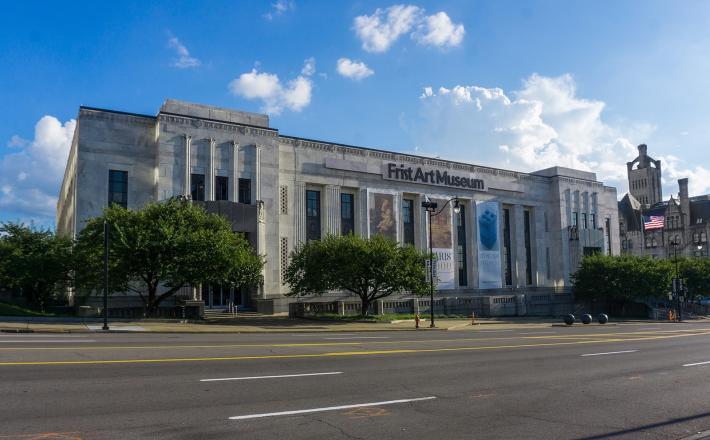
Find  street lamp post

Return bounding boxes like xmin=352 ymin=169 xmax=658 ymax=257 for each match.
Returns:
xmin=422 ymin=197 xmax=460 ymax=328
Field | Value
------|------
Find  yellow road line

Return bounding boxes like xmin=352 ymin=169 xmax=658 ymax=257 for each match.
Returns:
xmin=0 ymin=328 xmax=706 ymax=351
xmin=1 ymin=331 xmax=708 ymax=366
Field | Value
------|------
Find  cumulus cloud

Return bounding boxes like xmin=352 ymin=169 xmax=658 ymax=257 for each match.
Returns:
xmin=228 ymin=58 xmax=314 ymax=114
xmin=336 ymin=58 xmax=374 ymax=80
xmin=264 ymin=0 xmax=295 ymax=20
xmin=661 ymin=155 xmax=710 ymax=197
xmin=413 ymin=11 xmax=465 ymax=48
xmin=411 ymin=73 xmax=654 ymax=194
xmin=353 ymin=4 xmax=464 ymax=53
xmin=168 ymin=36 xmax=200 ymax=69
xmin=1 ymin=116 xmax=76 ymax=224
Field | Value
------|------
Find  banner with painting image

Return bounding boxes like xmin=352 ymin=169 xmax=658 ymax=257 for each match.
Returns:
xmin=429 ymin=197 xmax=455 ymax=290
xmin=476 ymin=200 xmax=502 ymax=289
xmin=367 ymin=190 xmax=398 ymax=241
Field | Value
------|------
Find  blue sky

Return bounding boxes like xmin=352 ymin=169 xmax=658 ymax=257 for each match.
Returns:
xmin=2 ymin=0 xmax=710 ymax=226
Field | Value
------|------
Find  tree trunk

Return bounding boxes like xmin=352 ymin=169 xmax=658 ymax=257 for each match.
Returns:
xmin=146 ymin=285 xmax=158 ymax=318
xmin=360 ymin=297 xmax=370 ymax=317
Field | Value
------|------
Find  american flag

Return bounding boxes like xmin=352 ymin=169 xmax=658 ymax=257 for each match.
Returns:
xmin=643 ymin=215 xmax=665 ymax=230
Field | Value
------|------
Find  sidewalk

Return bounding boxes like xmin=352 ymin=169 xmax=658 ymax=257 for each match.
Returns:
xmin=0 ymin=316 xmax=690 ymax=334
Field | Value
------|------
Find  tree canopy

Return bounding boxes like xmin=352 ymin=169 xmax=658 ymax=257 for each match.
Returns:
xmin=73 ymin=199 xmax=263 ymax=315
xmin=0 ymin=222 xmax=73 ymax=311
xmin=573 ymin=254 xmax=673 ymax=305
xmin=283 ymin=234 xmax=428 ymax=316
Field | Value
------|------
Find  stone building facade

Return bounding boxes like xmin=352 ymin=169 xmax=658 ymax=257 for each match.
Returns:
xmin=619 ymin=145 xmax=710 ymax=259
xmin=57 ymin=99 xmax=620 ymax=314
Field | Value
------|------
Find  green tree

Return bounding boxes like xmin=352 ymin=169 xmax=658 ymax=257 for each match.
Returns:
xmin=284 ymin=234 xmax=428 ymax=316
xmin=73 ymin=199 xmax=263 ymax=316
xmin=680 ymin=258 xmax=710 ymax=301
xmin=0 ymin=222 xmax=73 ymax=311
xmin=573 ymin=254 xmax=672 ymax=312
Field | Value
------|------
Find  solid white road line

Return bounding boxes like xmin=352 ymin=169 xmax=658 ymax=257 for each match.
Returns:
xmin=581 ymin=350 xmax=638 ymax=357
xmin=201 ymin=372 xmax=343 ymax=382
xmin=0 ymin=340 xmax=96 ymax=343
xmin=323 ymin=336 xmax=391 ymax=340
xmin=228 ymin=396 xmax=437 ymax=420
xmin=682 ymin=360 xmax=710 ymax=367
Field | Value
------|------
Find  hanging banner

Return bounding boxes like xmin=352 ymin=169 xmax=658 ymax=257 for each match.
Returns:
xmin=430 ymin=198 xmax=455 ymax=290
xmin=368 ymin=191 xmax=397 ymax=240
xmin=476 ymin=200 xmax=502 ymax=289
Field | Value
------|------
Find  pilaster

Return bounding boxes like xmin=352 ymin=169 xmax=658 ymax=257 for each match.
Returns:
xmin=294 ymin=182 xmax=306 ymax=245
xmin=184 ymin=134 xmax=191 ymax=197
xmin=255 ymin=144 xmax=262 ymax=202
xmin=325 ymin=185 xmax=341 ymax=236
xmin=231 ymin=141 xmax=239 ymax=202
xmin=207 ymin=138 xmax=216 ymax=201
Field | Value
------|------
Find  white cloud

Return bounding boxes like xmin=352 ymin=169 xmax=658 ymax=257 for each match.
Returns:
xmin=168 ymin=36 xmax=200 ymax=69
xmin=264 ymin=0 xmax=295 ymax=20
xmin=413 ymin=11 xmax=465 ymax=48
xmin=228 ymin=59 xmax=314 ymax=114
xmin=353 ymin=4 xmax=464 ymax=53
xmin=336 ymin=58 xmax=374 ymax=80
xmin=301 ymin=57 xmax=316 ymax=76
xmin=411 ymin=74 xmax=655 ymax=194
xmin=1 ymin=116 xmax=76 ymax=224
xmin=354 ymin=5 xmax=422 ymax=53
xmin=661 ymin=155 xmax=710 ymax=197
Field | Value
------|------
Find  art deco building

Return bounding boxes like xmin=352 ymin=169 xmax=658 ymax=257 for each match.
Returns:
xmin=57 ymin=100 xmax=620 ymax=313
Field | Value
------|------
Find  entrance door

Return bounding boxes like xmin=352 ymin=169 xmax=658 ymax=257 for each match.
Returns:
xmin=203 ymin=285 xmax=231 ymax=309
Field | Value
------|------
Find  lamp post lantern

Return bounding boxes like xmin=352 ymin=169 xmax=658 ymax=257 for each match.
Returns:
xmin=422 ymin=197 xmax=460 ymax=328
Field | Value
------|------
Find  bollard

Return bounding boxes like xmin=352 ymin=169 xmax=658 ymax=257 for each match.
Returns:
xmin=471 ymin=311 xmax=476 ymax=326
xmin=415 ymin=313 xmax=421 ymax=329
xmin=581 ymin=314 xmax=592 ymax=325
xmin=563 ymin=314 xmax=575 ymax=325
xmin=597 ymin=313 xmax=608 ymax=324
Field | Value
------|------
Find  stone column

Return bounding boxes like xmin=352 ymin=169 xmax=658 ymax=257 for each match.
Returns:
xmin=294 ymin=182 xmax=306 ymax=245
xmin=325 ymin=185 xmax=341 ymax=236
xmin=184 ymin=135 xmax=192 ymax=197
xmin=513 ymin=204 xmax=525 ymax=288
xmin=255 ymin=144 xmax=262 ymax=202
xmin=359 ymin=189 xmax=369 ymax=238
xmin=207 ymin=138 xmax=216 ymax=201
xmin=231 ymin=141 xmax=239 ymax=202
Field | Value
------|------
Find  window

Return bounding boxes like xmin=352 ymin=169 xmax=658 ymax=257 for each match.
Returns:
xmin=581 ymin=213 xmax=588 ymax=229
xmin=702 ymin=232 xmax=708 ymax=243
xmin=190 ymin=173 xmax=205 ymax=201
xmin=402 ymin=199 xmax=415 ymax=246
xmin=590 ymin=213 xmax=596 ymax=229
xmin=694 ymin=232 xmax=700 ymax=243
xmin=340 ymin=193 xmax=354 ymax=236
xmin=546 ymin=247 xmax=551 ymax=279
xmin=503 ymin=208 xmax=512 ymax=286
xmin=238 ymin=178 xmax=251 ymax=204
xmin=622 ymin=240 xmax=628 ymax=250
xmin=456 ymin=204 xmax=467 ymax=286
xmin=306 ymin=190 xmax=321 ymax=241
xmin=215 ymin=176 xmax=228 ymax=201
xmin=605 ymin=218 xmax=611 ymax=254
xmin=628 ymin=239 xmax=633 ymax=250
xmin=108 ymin=170 xmax=128 ymax=208
xmin=524 ymin=210 xmax=533 ymax=285
xmin=572 ymin=212 xmax=578 ymax=228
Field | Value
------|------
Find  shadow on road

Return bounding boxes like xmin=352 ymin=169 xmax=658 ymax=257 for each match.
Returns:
xmin=575 ymin=410 xmax=710 ymax=439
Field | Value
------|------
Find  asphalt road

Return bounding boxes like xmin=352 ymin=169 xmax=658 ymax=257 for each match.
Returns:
xmin=2 ymin=323 xmax=710 ymax=440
